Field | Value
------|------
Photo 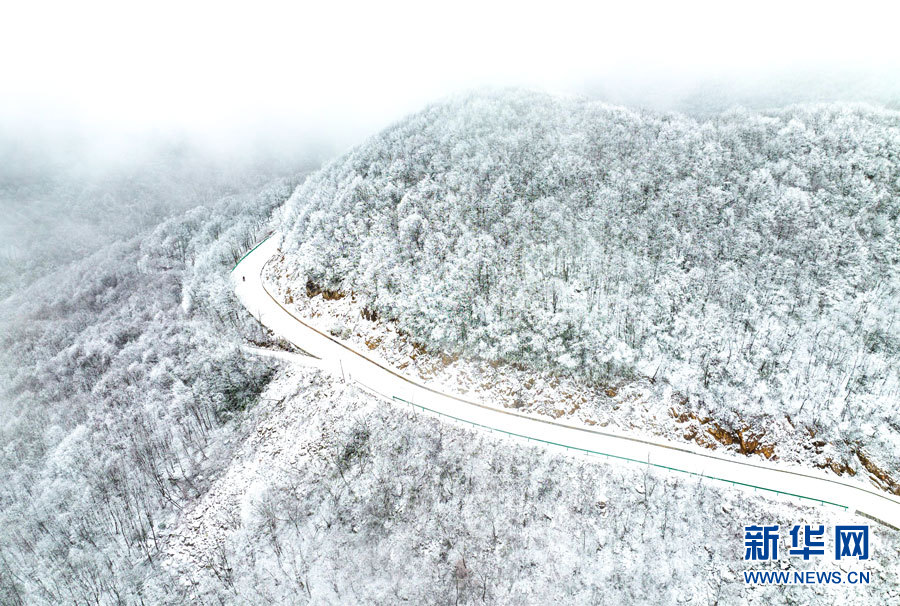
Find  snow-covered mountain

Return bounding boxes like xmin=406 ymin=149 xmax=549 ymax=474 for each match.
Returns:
xmin=272 ymin=90 xmax=900 ymax=488
xmin=2 ymin=91 xmax=899 ymax=604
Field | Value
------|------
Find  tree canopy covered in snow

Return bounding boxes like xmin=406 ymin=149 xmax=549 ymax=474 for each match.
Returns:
xmin=2 ymin=91 xmax=899 ymax=604
xmin=0 ymin=178 xmax=295 ymax=602
xmin=276 ymin=90 xmax=900 ymax=475
xmin=0 ymin=139 xmax=317 ymax=299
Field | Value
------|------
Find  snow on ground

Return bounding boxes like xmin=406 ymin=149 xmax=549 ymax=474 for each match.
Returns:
xmin=236 ymin=233 xmax=899 ymax=529
xmin=163 ymin=361 xmax=900 ymax=604
xmin=263 ymin=259 xmax=858 ymax=480
xmin=164 ymin=364 xmax=350 ymax=588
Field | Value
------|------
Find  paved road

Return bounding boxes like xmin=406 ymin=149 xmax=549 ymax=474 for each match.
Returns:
xmin=233 ymin=234 xmax=900 ymax=529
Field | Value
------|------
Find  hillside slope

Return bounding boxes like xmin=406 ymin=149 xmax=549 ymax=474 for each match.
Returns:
xmin=273 ymin=91 xmax=900 ymax=481
xmin=166 ymin=365 xmax=900 ymax=605
xmin=0 ymin=180 xmax=296 ymax=603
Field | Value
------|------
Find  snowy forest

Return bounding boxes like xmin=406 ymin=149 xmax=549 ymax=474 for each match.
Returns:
xmin=275 ymin=91 xmax=900 ymax=486
xmin=0 ymin=155 xmax=302 ymax=601
xmin=0 ymin=137 xmax=312 ymax=299
xmin=1 ymin=91 xmax=899 ymax=604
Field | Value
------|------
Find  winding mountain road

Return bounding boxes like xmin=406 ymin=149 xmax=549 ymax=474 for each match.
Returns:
xmin=233 ymin=234 xmax=900 ymax=530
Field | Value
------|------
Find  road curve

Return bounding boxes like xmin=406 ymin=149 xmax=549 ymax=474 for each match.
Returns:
xmin=233 ymin=234 xmax=900 ymax=529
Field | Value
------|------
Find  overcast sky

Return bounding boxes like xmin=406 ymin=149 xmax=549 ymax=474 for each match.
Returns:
xmin=2 ymin=0 xmax=899 ymax=152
